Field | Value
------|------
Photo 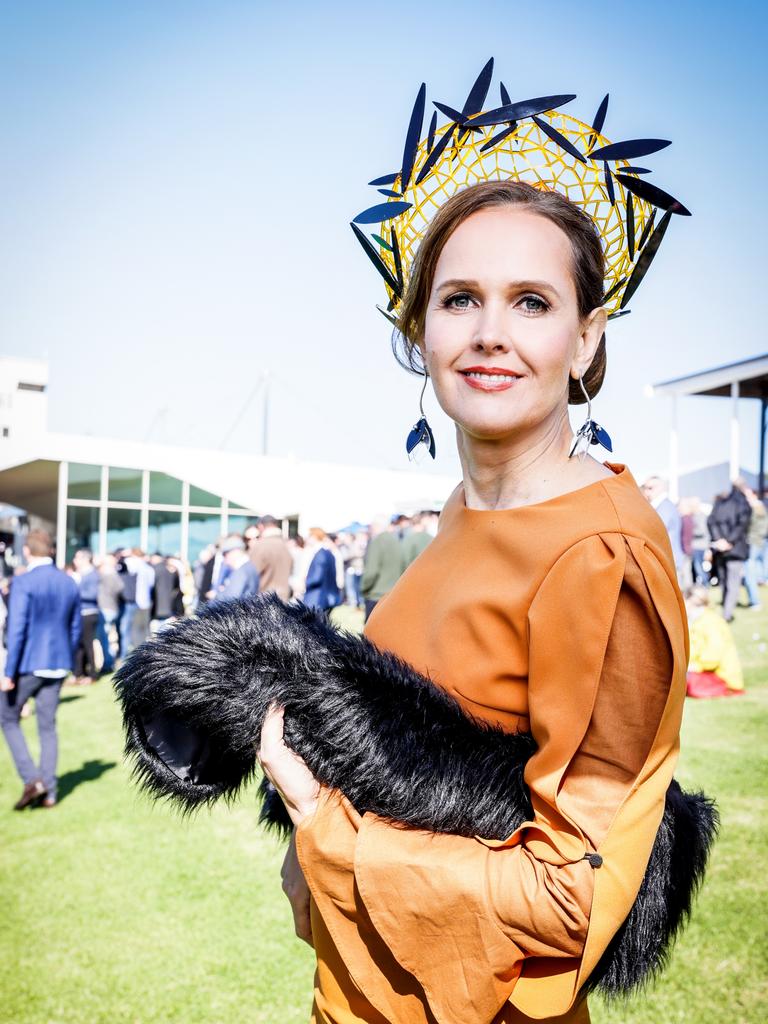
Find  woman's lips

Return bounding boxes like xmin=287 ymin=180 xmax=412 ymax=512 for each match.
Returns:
xmin=459 ymin=368 xmax=522 ymax=392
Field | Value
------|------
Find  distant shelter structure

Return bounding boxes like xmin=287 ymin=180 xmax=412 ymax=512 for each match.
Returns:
xmin=0 ymin=356 xmax=454 ymax=567
xmin=650 ymin=353 xmax=768 ymax=500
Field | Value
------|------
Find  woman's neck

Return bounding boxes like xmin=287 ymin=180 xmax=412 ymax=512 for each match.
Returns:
xmin=457 ymin=407 xmax=607 ymax=511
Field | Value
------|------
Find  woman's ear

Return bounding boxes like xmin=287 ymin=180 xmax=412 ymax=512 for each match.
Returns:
xmin=415 ymin=337 xmax=427 ymax=366
xmin=571 ymin=306 xmax=607 ymax=379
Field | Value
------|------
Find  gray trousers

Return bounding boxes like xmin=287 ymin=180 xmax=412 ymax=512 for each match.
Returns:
xmin=0 ymin=674 xmax=63 ymax=798
xmin=721 ymin=559 xmax=745 ymax=622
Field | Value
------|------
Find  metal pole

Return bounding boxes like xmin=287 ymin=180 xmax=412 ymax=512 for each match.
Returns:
xmin=669 ymin=393 xmax=679 ymax=503
xmin=729 ymin=381 xmax=740 ymax=481
xmin=56 ymin=461 xmax=68 ymax=568
xmin=759 ymin=391 xmax=767 ymax=499
xmin=262 ymin=372 xmax=270 ymax=456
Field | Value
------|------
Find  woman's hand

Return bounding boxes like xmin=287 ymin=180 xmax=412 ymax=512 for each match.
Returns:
xmin=281 ymin=831 xmax=313 ymax=946
xmin=258 ymin=705 xmax=320 ymax=828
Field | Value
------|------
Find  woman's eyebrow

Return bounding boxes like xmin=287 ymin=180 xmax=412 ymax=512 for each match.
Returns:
xmin=434 ymin=277 xmax=480 ymax=292
xmin=512 ymin=279 xmax=561 ymax=299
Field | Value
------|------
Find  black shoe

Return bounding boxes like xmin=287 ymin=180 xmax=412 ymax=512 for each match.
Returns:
xmin=14 ymin=780 xmax=47 ymax=810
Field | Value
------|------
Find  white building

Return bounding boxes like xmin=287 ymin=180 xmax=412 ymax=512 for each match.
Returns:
xmin=0 ymin=356 xmax=456 ymax=566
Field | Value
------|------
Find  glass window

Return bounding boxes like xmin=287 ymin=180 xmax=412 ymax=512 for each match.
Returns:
xmin=188 ymin=512 xmax=222 ymax=564
xmin=147 ymin=510 xmax=182 ymax=556
xmin=189 ymin=483 xmax=221 ymax=507
xmin=67 ymin=463 xmax=102 ymax=501
xmin=108 ymin=466 xmax=143 ymax=503
xmin=106 ymin=508 xmax=141 ymax=553
xmin=228 ymin=513 xmax=260 ymax=536
xmin=149 ymin=472 xmax=183 ymax=505
xmin=65 ymin=506 xmax=100 ymax=563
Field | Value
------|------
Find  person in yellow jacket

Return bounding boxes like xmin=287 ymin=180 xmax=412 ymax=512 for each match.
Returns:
xmin=685 ymin=585 xmax=745 ymax=696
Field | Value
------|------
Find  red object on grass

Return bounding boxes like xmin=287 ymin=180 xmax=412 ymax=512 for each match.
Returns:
xmin=686 ymin=671 xmax=745 ymax=698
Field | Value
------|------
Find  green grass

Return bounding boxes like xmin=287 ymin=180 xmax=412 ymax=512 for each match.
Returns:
xmin=2 ymin=597 xmax=766 ymax=1024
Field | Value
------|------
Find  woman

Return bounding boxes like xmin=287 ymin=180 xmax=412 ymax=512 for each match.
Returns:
xmin=72 ymin=548 xmax=100 ymax=684
xmin=259 ymin=179 xmax=687 ymax=1024
xmin=685 ymin=584 xmax=744 ymax=697
xmin=302 ymin=528 xmax=341 ymax=616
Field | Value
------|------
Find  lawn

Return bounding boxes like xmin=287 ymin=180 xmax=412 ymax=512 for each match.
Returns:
xmin=1 ymin=599 xmax=766 ymax=1024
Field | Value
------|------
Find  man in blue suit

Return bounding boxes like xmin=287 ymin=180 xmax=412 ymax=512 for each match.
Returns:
xmin=1 ymin=529 xmax=81 ymax=810
xmin=642 ymin=476 xmax=684 ymax=579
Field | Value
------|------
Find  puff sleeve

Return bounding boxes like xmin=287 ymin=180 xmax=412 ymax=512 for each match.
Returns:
xmin=296 ymin=533 xmax=686 ymax=1024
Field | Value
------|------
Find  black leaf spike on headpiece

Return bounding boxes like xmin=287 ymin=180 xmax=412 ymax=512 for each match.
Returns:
xmin=626 ymin=195 xmax=636 ymax=261
xmin=591 ymin=139 xmax=671 ymax=162
xmin=588 ymin=93 xmax=610 ymax=152
xmin=400 ymin=83 xmax=426 ymax=194
xmin=620 ymin=210 xmax=673 ymax=308
xmin=604 ymin=162 xmax=616 ymax=205
xmin=427 ymin=110 xmax=437 ymax=154
xmin=462 ymin=57 xmax=494 ymax=116
xmin=615 ymin=174 xmax=691 ymax=216
xmin=637 ymin=208 xmax=657 ymax=251
xmin=532 ymin=114 xmax=586 ymax=163
xmin=480 ymin=124 xmax=516 ymax=152
xmin=415 ymin=128 xmax=454 ymax=185
xmin=368 ymin=172 xmax=399 ymax=186
xmin=350 ymin=222 xmax=401 ymax=296
xmin=353 ymin=200 xmax=412 ymax=225
xmin=602 ymin=277 xmax=626 ymax=304
xmin=390 ymin=226 xmax=404 ymax=293
xmin=465 ymin=93 xmax=576 ymax=128
xmin=433 ymin=101 xmax=467 ymax=124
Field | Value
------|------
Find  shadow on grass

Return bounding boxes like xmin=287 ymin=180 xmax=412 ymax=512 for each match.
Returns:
xmin=59 ymin=693 xmax=86 ymax=704
xmin=57 ymin=759 xmax=118 ymax=801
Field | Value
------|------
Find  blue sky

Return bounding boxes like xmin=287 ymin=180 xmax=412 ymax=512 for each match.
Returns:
xmin=0 ymin=0 xmax=766 ymax=486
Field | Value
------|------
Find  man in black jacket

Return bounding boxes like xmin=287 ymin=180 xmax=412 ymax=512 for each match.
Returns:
xmin=708 ymin=480 xmax=752 ymax=622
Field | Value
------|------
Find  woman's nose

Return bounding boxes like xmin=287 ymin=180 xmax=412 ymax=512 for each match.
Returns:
xmin=472 ymin=304 xmax=511 ymax=353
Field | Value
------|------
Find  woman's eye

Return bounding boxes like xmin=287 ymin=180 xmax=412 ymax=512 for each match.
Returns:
xmin=443 ymin=292 xmax=474 ymax=309
xmin=519 ymin=295 xmax=548 ymax=314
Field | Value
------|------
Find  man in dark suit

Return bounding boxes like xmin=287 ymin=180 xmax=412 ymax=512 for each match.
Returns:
xmin=708 ymin=479 xmax=753 ymax=622
xmin=1 ymin=529 xmax=81 ymax=810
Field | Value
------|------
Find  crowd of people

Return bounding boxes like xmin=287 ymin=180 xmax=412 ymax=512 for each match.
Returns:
xmin=0 ymin=485 xmax=762 ymax=812
xmin=192 ymin=510 xmax=440 ymax=622
xmin=640 ymin=474 xmax=767 ymax=618
xmin=0 ymin=510 xmax=442 ymax=692
xmin=640 ymin=474 xmax=766 ymax=698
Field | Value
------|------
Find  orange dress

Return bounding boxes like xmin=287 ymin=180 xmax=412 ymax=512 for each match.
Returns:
xmin=296 ymin=464 xmax=688 ymax=1024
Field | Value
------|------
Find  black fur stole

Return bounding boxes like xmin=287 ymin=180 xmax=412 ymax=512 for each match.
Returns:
xmin=113 ymin=595 xmax=717 ymax=1000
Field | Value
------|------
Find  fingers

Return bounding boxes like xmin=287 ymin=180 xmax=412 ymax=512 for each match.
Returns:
xmin=294 ymin=904 xmax=314 ymax=946
xmin=259 ymin=704 xmax=286 ymax=754
xmin=258 ymin=704 xmax=286 ymax=778
xmin=280 ymin=832 xmax=314 ymax=946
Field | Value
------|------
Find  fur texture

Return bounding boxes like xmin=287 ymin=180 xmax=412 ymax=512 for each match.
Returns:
xmin=113 ymin=595 xmax=718 ymax=1000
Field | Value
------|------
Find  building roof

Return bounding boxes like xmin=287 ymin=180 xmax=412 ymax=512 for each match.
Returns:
xmin=651 ymin=353 xmax=768 ymax=398
xmin=0 ymin=429 xmax=457 ymax=528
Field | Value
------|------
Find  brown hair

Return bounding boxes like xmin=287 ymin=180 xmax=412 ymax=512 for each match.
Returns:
xmin=394 ymin=180 xmax=607 ymax=404
xmin=26 ymin=528 xmax=53 ymax=558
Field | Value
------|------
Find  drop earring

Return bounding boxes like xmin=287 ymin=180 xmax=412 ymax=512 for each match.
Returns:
xmin=405 ymin=373 xmax=436 ymax=461
xmin=568 ymin=373 xmax=613 ymax=458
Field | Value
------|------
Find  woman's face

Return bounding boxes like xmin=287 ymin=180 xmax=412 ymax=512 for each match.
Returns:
xmin=421 ymin=207 xmax=604 ymax=445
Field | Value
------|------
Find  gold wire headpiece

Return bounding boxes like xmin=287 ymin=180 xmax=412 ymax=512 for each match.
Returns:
xmin=351 ymin=58 xmax=690 ymax=322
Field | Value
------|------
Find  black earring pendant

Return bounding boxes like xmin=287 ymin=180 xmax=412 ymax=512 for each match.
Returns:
xmin=568 ymin=373 xmax=613 ymax=458
xmin=569 ymin=418 xmax=613 ymax=457
xmin=406 ymin=374 xmax=436 ymax=461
